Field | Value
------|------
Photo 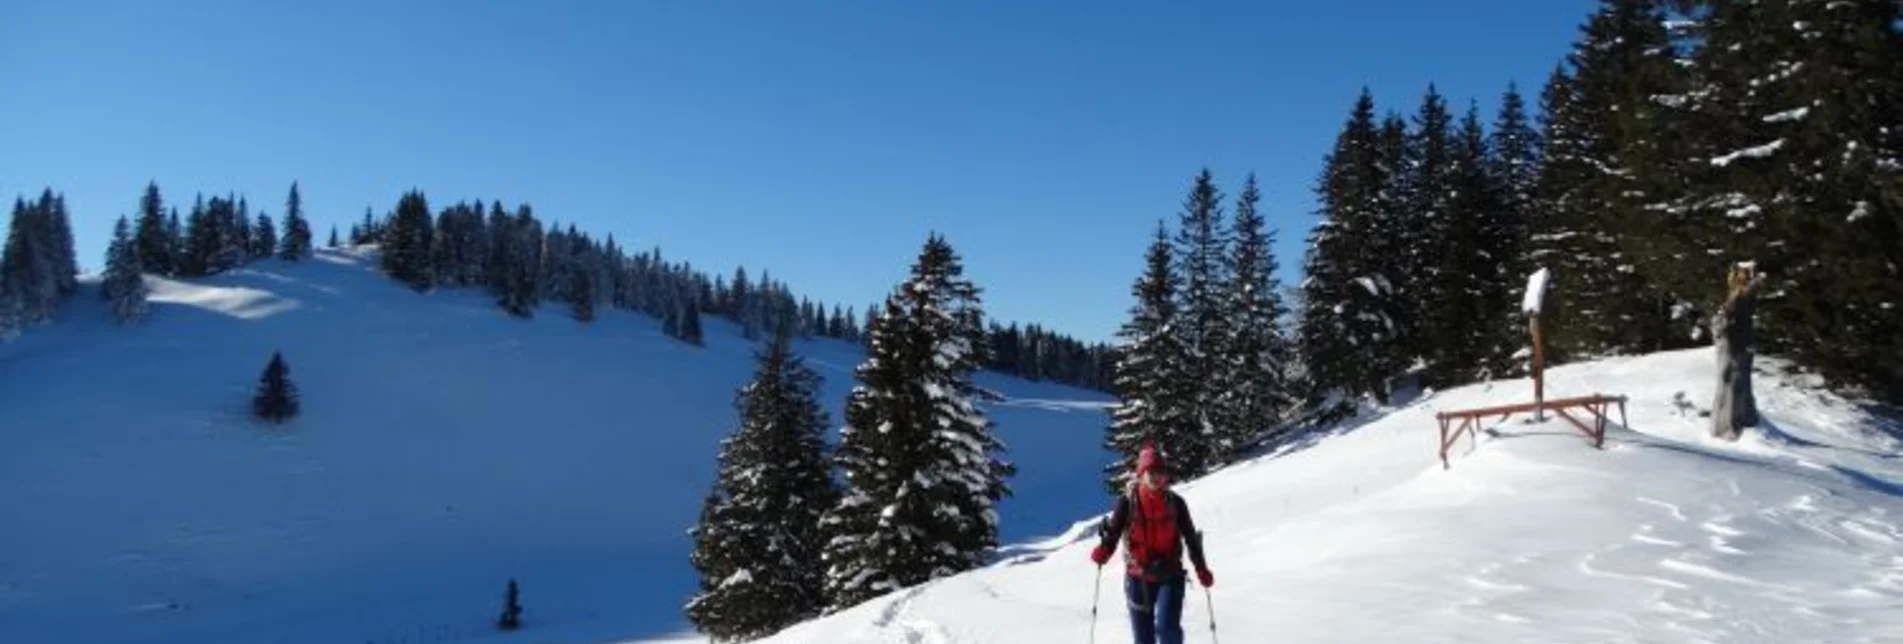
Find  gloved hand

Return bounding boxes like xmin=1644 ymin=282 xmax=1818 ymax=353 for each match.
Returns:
xmin=1089 ymin=545 xmax=1111 ymax=566
xmin=1196 ymin=567 xmax=1214 ymax=588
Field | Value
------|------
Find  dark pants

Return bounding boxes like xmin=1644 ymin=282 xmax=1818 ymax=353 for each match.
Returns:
xmin=1123 ymin=573 xmax=1185 ymax=644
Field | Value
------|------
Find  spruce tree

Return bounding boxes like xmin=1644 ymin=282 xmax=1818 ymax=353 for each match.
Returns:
xmin=1676 ymin=0 xmax=1902 ymax=402
xmin=683 ymin=298 xmax=705 ymax=346
xmin=253 ymin=212 xmax=277 ymax=260
xmin=1537 ymin=0 xmax=1691 ymax=358
xmin=1220 ymin=175 xmax=1290 ymax=458
xmin=135 ymin=181 xmax=175 ymax=275
xmin=252 ymin=351 xmax=300 ymax=423
xmin=2 ymin=197 xmax=59 ymax=323
xmin=496 ymin=579 xmax=523 ymax=631
xmin=686 ymin=327 xmax=839 ymax=640
xmin=1488 ymin=83 xmax=1542 ymax=375
xmin=1104 ymin=222 xmax=1197 ymax=493
xmin=102 ymin=215 xmax=148 ymax=324
xmin=327 ymin=225 xmax=339 ymax=249
xmin=279 ymin=182 xmax=313 ymax=260
xmin=1300 ymin=90 xmax=1407 ymax=411
xmin=1425 ymin=103 xmax=1510 ymax=385
xmin=1397 ymin=86 xmax=1465 ymax=383
xmin=382 ymin=190 xmax=434 ymax=290
xmin=45 ymin=192 xmax=77 ymax=295
xmin=1171 ymin=169 xmax=1229 ymax=475
xmin=570 ymin=270 xmax=595 ymax=322
xmin=821 ymin=234 xmax=1009 ymax=611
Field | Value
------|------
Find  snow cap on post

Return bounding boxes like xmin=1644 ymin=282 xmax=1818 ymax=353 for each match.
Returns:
xmin=1522 ymin=267 xmax=1551 ymax=315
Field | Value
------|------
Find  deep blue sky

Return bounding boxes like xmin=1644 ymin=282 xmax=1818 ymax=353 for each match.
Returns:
xmin=1 ymin=0 xmax=1594 ymax=343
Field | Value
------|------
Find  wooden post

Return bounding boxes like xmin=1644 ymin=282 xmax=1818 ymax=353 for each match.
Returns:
xmin=1530 ymin=312 xmax=1545 ymax=422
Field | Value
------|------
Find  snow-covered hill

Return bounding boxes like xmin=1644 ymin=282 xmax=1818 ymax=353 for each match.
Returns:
xmin=0 ymin=248 xmax=1115 ymax=644
xmin=644 ymin=348 xmax=1903 ymax=643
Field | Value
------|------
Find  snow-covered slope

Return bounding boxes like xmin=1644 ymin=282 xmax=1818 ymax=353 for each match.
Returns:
xmin=652 ymin=350 xmax=1903 ymax=644
xmin=0 ymin=248 xmax=1114 ymax=644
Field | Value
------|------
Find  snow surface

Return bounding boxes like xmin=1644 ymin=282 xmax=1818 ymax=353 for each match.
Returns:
xmin=0 ymin=248 xmax=1115 ymax=644
xmin=631 ymin=350 xmax=1903 ymax=643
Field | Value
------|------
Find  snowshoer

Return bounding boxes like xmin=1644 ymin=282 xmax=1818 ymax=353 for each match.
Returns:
xmin=1089 ymin=443 xmax=1213 ymax=644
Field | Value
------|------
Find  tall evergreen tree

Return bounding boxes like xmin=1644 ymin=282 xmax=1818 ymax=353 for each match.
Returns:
xmin=45 ymin=192 xmax=77 ymax=294
xmin=102 ymin=215 xmax=149 ymax=324
xmin=570 ymin=270 xmax=596 ymax=322
xmin=1397 ymin=85 xmax=1458 ymax=379
xmin=1300 ymin=90 xmax=1407 ymax=411
xmin=134 ymin=181 xmax=175 ymax=275
xmin=382 ymin=190 xmax=434 ymax=290
xmin=821 ymin=234 xmax=1009 ymax=611
xmin=1537 ymin=0 xmax=1692 ymax=358
xmin=252 ymin=212 xmax=277 ymax=260
xmin=2 ymin=197 xmax=61 ymax=322
xmin=279 ymin=182 xmax=313 ymax=260
xmin=327 ymin=225 xmax=339 ymax=249
xmin=1674 ymin=0 xmax=1902 ymax=402
xmin=1171 ymin=169 xmax=1229 ymax=473
xmin=686 ymin=327 xmax=840 ymax=641
xmin=1425 ymin=103 xmax=1510 ymax=385
xmin=1220 ymin=175 xmax=1291 ymax=458
xmin=683 ymin=298 xmax=705 ymax=345
xmin=1104 ymin=222 xmax=1198 ymax=493
xmin=1488 ymin=82 xmax=1543 ymax=375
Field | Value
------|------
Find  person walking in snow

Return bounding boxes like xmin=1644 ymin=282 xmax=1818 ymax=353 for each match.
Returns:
xmin=1089 ymin=443 xmax=1213 ymax=644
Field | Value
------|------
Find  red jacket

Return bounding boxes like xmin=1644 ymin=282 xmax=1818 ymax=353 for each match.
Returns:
xmin=1096 ymin=484 xmax=1208 ymax=581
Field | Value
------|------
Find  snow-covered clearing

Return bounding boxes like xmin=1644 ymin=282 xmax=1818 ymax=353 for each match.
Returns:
xmin=0 ymin=248 xmax=1114 ymax=644
xmin=637 ymin=350 xmax=1903 ymax=643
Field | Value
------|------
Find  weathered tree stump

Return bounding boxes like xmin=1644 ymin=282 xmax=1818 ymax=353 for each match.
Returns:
xmin=1711 ymin=265 xmax=1765 ymax=441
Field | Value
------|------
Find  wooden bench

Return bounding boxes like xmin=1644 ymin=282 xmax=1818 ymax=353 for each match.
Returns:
xmin=1434 ymin=394 xmax=1629 ymax=469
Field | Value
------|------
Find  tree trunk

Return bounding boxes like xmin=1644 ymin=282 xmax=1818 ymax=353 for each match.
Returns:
xmin=1711 ymin=268 xmax=1763 ymax=441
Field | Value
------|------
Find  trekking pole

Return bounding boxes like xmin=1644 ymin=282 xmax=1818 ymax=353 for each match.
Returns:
xmin=1203 ymin=584 xmax=1218 ymax=644
xmin=1088 ymin=562 xmax=1104 ymax=644
xmin=1198 ymin=530 xmax=1217 ymax=644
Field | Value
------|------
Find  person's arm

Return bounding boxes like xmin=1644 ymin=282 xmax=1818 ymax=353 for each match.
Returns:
xmin=1097 ymin=495 xmax=1131 ymax=552
xmin=1173 ymin=494 xmax=1209 ymax=572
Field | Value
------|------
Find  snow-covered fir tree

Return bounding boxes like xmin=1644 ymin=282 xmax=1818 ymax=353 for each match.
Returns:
xmin=820 ymin=234 xmax=1010 ymax=612
xmin=102 ymin=215 xmax=148 ymax=325
xmin=1395 ymin=85 xmax=1455 ymax=380
xmin=1219 ymin=175 xmax=1291 ymax=458
xmin=252 ymin=351 xmax=300 ymax=424
xmin=382 ymin=190 xmax=434 ymax=291
xmin=1300 ymin=90 xmax=1407 ymax=412
xmin=251 ymin=212 xmax=277 ymax=260
xmin=685 ymin=327 xmax=839 ymax=641
xmin=1427 ymin=102 xmax=1511 ymax=385
xmin=1170 ymin=169 xmax=1229 ymax=477
xmin=1104 ymin=222 xmax=1198 ymax=493
xmin=1671 ymin=0 xmax=1902 ymax=401
xmin=134 ymin=181 xmax=175 ymax=276
xmin=1486 ymin=82 xmax=1542 ymax=375
xmin=45 ymin=192 xmax=77 ymax=296
xmin=278 ymin=182 xmax=313 ymax=261
xmin=1 ymin=193 xmax=77 ymax=324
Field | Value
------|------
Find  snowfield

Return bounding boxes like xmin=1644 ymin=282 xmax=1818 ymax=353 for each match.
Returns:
xmin=0 ymin=248 xmax=1114 ymax=644
xmin=4 ymin=247 xmax=1899 ymax=644
xmin=636 ymin=349 xmax=1903 ymax=643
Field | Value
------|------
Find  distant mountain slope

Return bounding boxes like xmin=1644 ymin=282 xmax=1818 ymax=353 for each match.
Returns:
xmin=0 ymin=248 xmax=1113 ymax=644
xmin=639 ymin=348 xmax=1903 ymax=644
